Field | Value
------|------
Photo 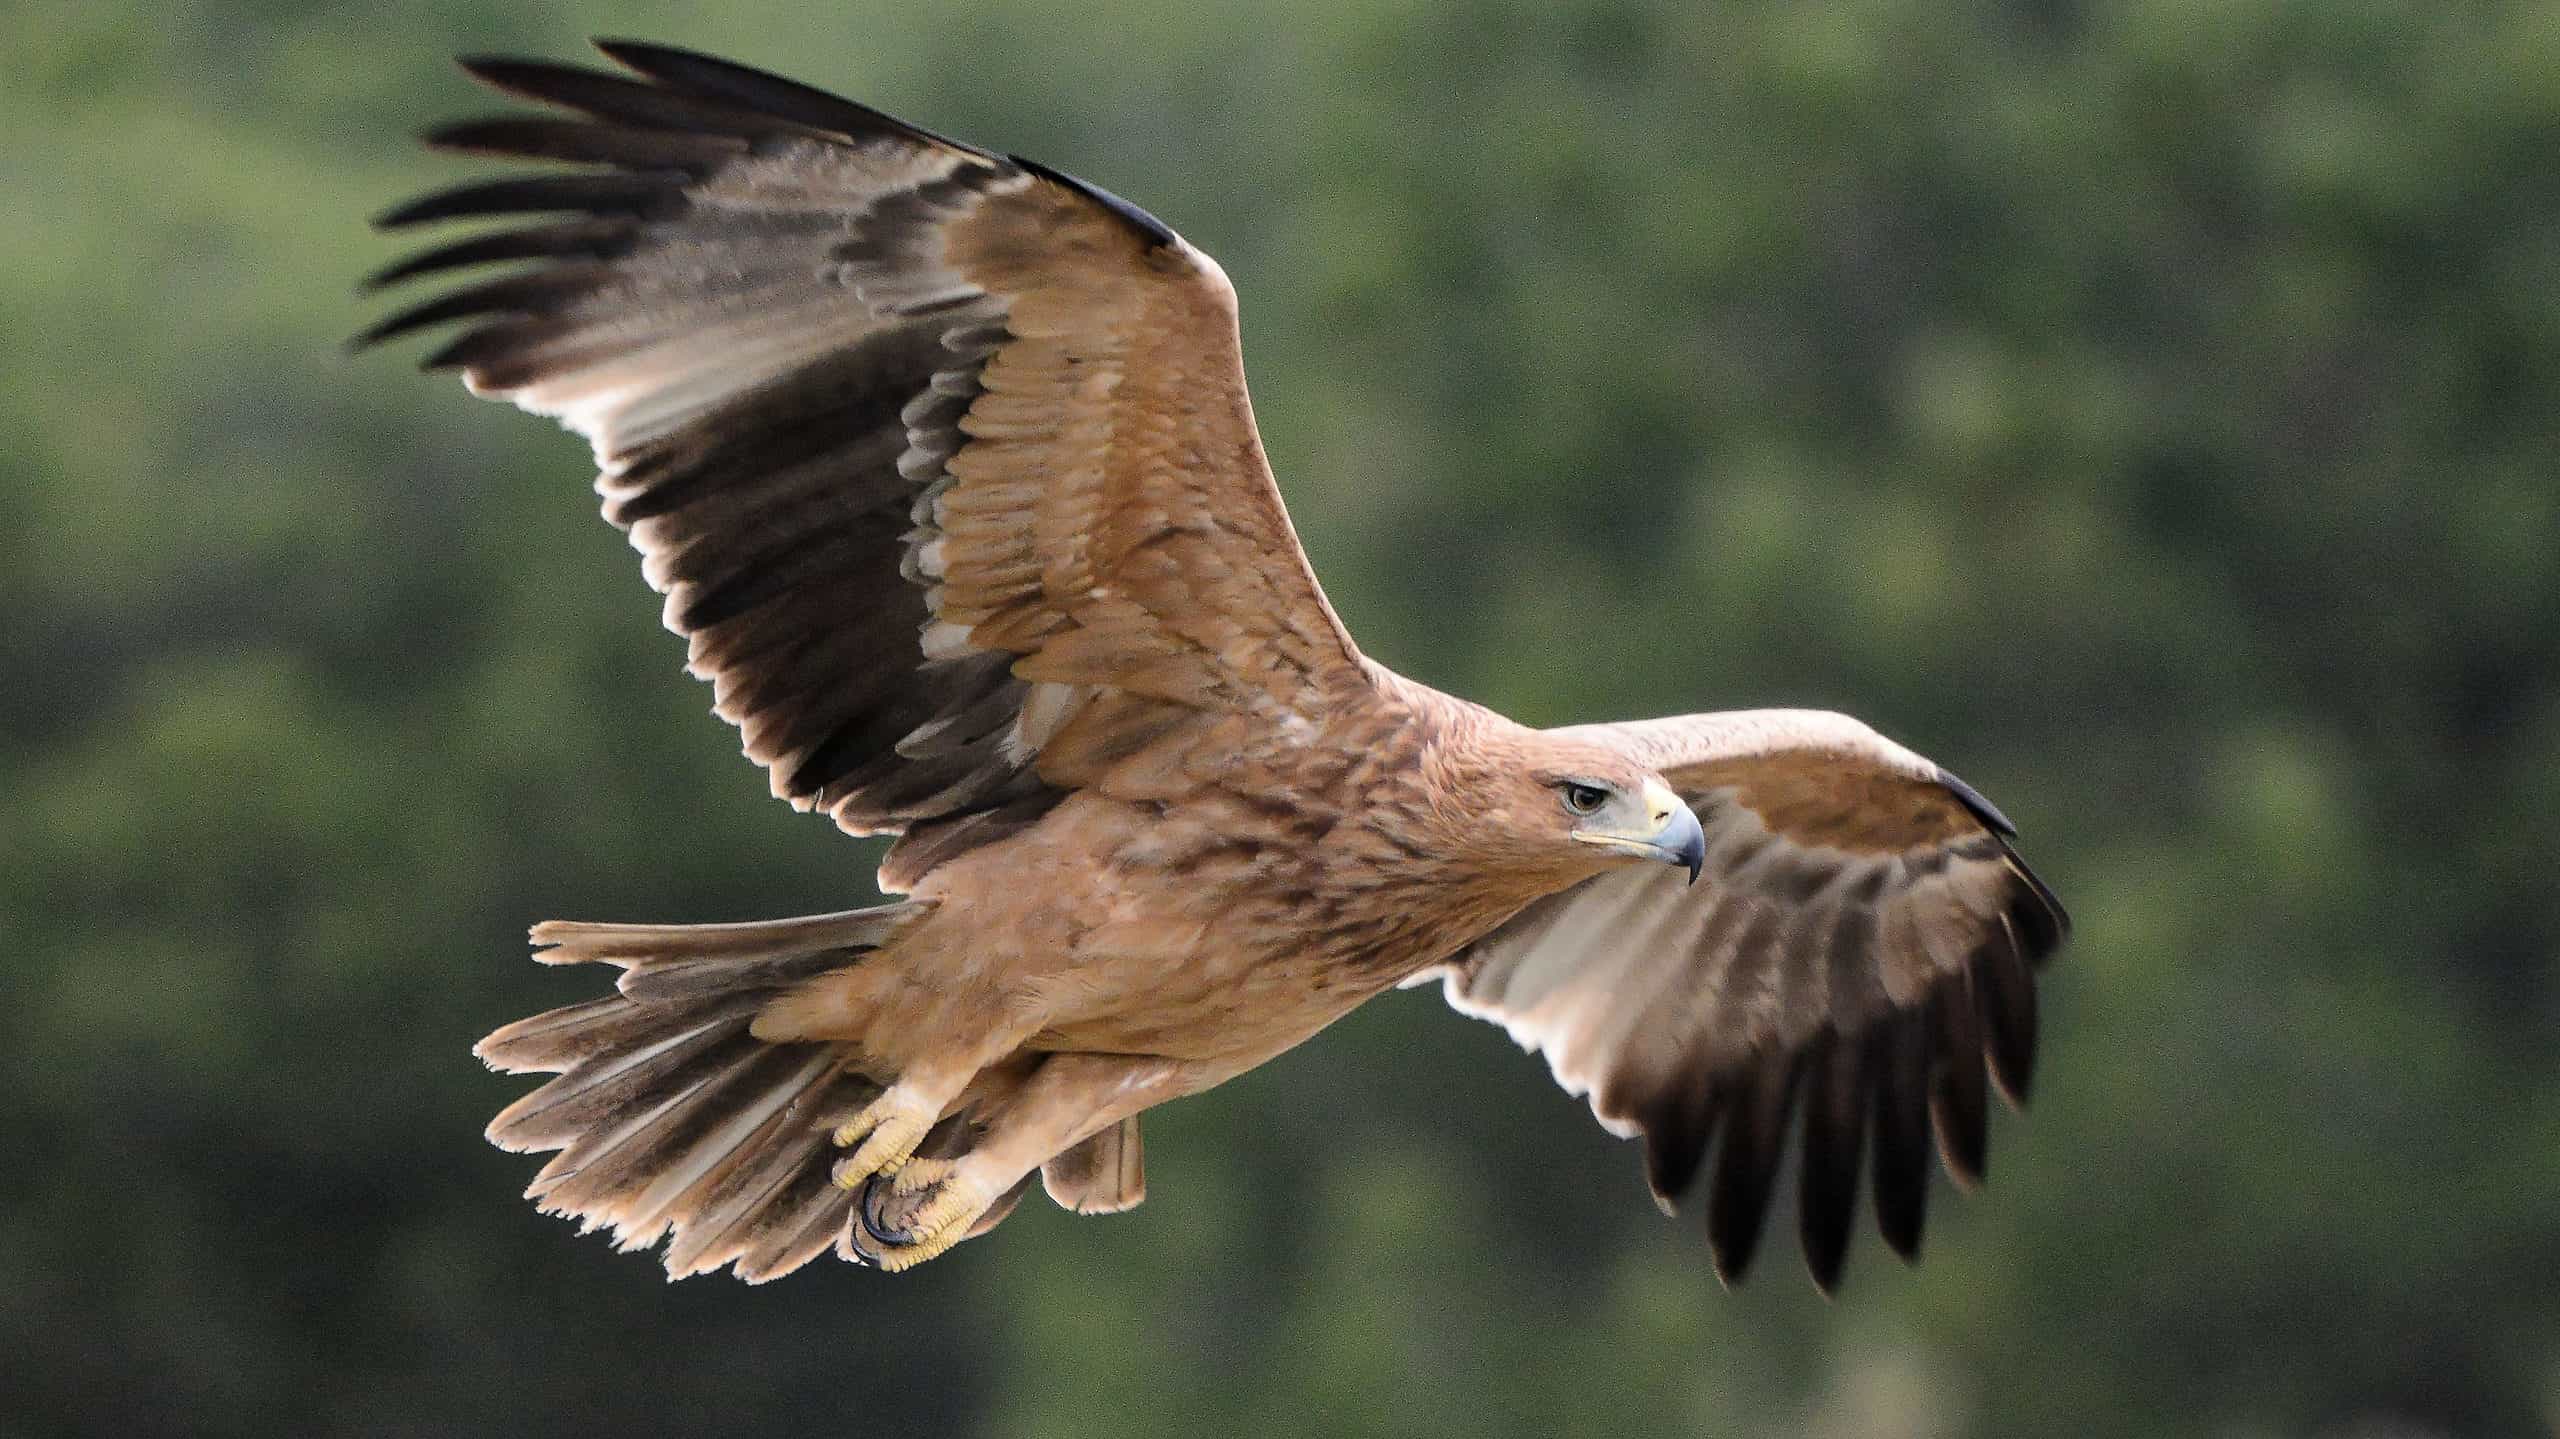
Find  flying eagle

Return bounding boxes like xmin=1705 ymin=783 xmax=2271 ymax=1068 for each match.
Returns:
xmin=360 ymin=41 xmax=2068 ymax=1291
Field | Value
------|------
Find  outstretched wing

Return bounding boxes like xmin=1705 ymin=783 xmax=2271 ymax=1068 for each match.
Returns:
xmin=1425 ymin=709 xmax=2068 ymax=1292
xmin=360 ymin=42 xmax=1370 ymax=890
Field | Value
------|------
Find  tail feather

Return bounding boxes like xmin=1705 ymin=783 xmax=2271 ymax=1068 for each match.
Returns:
xmin=663 ymin=1066 xmax=872 ymax=1278
xmin=476 ymin=992 xmax=693 ymax=1073
xmin=476 ymin=903 xmax=920 ymax=1280
xmin=486 ymin=998 xmax=760 ymax=1151
xmin=531 ymin=903 xmax=924 ymax=966
xmin=736 ymin=1134 xmax=871 ymax=1281
xmin=525 ymin=1025 xmax=764 ymax=1217
xmin=541 ymin=1040 xmax=799 ymax=1245
xmin=606 ymin=1047 xmax=841 ymax=1254
xmin=618 ymin=948 xmax=862 ymax=1004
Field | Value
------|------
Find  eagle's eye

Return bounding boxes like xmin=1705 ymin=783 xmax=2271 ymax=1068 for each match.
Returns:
xmin=1558 ymin=782 xmax=1610 ymax=817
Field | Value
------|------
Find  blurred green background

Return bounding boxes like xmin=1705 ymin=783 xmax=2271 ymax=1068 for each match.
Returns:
xmin=8 ymin=0 xmax=2558 ymax=1434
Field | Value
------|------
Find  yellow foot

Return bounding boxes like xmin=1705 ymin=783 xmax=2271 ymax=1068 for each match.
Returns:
xmin=848 ymin=1169 xmax=1001 ymax=1271
xmin=829 ymin=1089 xmax=936 ymax=1189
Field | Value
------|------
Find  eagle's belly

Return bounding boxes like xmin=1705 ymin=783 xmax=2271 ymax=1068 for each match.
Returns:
xmin=1029 ymin=906 xmax=1408 ymax=1063
xmin=868 ymin=776 xmax=1536 ymax=1071
xmin=1012 ymin=793 xmax=1525 ymax=1065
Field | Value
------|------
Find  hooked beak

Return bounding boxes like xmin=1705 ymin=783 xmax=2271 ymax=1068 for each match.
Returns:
xmin=1571 ymin=777 xmax=1707 ymax=885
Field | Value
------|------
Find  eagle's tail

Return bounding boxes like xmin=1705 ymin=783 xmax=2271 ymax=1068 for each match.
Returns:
xmin=473 ymin=902 xmax=930 ymax=1282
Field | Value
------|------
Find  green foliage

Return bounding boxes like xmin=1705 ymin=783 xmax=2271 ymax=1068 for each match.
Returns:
xmin=6 ymin=1 xmax=2555 ymax=1434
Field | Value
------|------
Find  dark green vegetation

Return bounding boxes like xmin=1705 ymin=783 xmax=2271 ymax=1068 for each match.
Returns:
xmin=8 ymin=2 xmax=2556 ymax=1434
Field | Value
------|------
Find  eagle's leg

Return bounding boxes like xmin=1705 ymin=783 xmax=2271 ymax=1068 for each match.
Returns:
xmin=825 ymin=1019 xmax=1053 ymax=1188
xmin=828 ymin=1069 xmax=973 ymax=1187
xmin=848 ymin=1053 xmax=1190 ymax=1271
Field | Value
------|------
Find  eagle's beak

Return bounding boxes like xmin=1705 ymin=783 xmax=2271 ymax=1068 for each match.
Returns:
xmin=1574 ymin=778 xmax=1707 ymax=885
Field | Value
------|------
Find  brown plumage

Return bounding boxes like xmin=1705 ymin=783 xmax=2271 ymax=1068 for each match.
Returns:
xmin=362 ymin=41 xmax=2069 ymax=1289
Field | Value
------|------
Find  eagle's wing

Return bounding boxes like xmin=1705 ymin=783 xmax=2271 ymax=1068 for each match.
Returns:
xmin=359 ymin=42 xmax=1369 ymax=890
xmin=1420 ymin=709 xmax=2068 ymax=1291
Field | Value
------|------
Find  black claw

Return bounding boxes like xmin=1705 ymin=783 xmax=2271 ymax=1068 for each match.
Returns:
xmin=856 ymin=1174 xmax=919 ymax=1249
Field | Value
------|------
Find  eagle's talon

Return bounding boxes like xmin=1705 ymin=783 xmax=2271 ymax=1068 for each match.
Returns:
xmin=847 ymin=1166 xmax=998 ymax=1271
xmin=856 ymin=1175 xmax=920 ymax=1248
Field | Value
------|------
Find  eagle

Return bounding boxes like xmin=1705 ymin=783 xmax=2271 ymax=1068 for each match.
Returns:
xmin=359 ymin=41 xmax=2068 ymax=1291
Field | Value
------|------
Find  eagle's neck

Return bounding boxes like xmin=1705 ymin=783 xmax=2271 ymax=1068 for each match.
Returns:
xmin=1302 ymin=678 xmax=1601 ymax=978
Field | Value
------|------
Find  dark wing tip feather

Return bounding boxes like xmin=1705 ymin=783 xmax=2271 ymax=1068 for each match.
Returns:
xmin=1704 ymin=1050 xmax=1806 ymax=1286
xmin=371 ymin=171 xmax=688 ymax=230
xmin=347 ymin=266 xmax=607 ymax=350
xmin=455 ymin=53 xmax=620 ymax=101
xmin=1629 ymin=1074 xmax=1720 ymax=1214
xmin=1603 ymin=861 xmax=2072 ymax=1291
xmin=1974 ymin=927 xmax=2042 ymax=1109
xmin=421 ymin=115 xmax=751 ymax=173
xmin=417 ymin=318 xmax=563 ymax=375
xmin=1796 ymin=1030 xmax=1868 ymax=1296
xmin=1929 ymin=984 xmax=1991 ymax=1188
xmin=1868 ymin=1017 xmax=1934 ymax=1263
xmin=453 ymin=53 xmax=830 ymax=140
xmin=590 ymin=39 xmax=998 ymax=161
xmin=359 ymin=218 xmax=642 ymax=292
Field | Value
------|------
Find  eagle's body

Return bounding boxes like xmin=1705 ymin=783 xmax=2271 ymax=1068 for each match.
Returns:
xmin=773 ymin=688 xmax=1634 ymax=1061
xmin=365 ymin=42 xmax=2068 ymax=1288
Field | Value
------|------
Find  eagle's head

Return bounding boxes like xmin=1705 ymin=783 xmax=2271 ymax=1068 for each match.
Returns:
xmin=1422 ymin=720 xmax=1705 ymax=894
